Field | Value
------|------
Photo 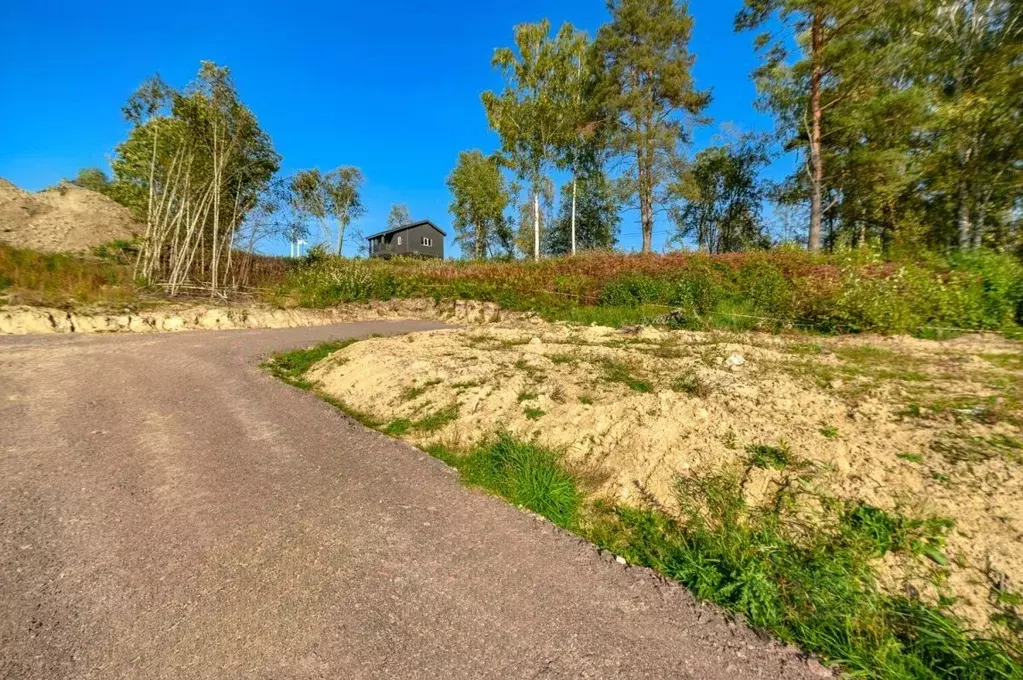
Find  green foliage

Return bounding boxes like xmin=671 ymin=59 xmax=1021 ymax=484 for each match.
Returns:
xmin=387 ymin=203 xmax=411 ymax=229
xmin=547 ymin=172 xmax=621 ymax=254
xmin=669 ymin=133 xmax=771 ymax=253
xmin=737 ymin=0 xmax=1023 ymax=253
xmin=482 ymin=19 xmax=590 ymax=260
xmin=0 ymin=242 xmax=135 ymax=307
xmin=262 ymin=338 xmax=360 ymax=388
xmin=447 ymin=149 xmax=514 ymax=259
xmin=70 ymin=167 xmax=114 ymax=196
xmin=840 ymin=503 xmax=953 ymax=561
xmin=596 ymin=0 xmax=711 ymax=253
xmin=290 ymin=166 xmax=365 ymax=255
xmin=746 ymin=442 xmax=794 ymax=469
xmin=112 ymin=62 xmax=280 ymax=291
xmin=523 ymin=406 xmax=546 ymax=420
xmin=454 ymin=433 xmax=582 ymax=530
xmin=270 ymin=249 xmax=1023 ymax=337
xmin=584 ymin=471 xmax=1021 ymax=678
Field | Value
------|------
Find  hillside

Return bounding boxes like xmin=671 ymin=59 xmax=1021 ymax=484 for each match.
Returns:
xmin=0 ymin=178 xmax=140 ymax=253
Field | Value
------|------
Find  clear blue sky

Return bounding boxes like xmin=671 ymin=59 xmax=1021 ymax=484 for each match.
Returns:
xmin=0 ymin=0 xmax=790 ymax=256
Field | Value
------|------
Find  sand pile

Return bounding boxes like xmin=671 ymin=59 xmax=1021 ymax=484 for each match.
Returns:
xmin=307 ymin=321 xmax=1023 ymax=632
xmin=0 ymin=178 xmax=141 ymax=252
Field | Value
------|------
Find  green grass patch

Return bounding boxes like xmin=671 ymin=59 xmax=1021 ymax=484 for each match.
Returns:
xmin=841 ymin=503 xmax=953 ymax=562
xmin=401 ymin=378 xmax=442 ymax=402
xmin=982 ymin=353 xmax=1023 ymax=370
xmin=446 ymin=433 xmax=582 ymax=530
xmin=262 ymin=338 xmax=361 ymax=388
xmin=820 ymin=425 xmax=840 ymax=439
xmin=599 ymin=358 xmax=653 ymax=393
xmin=548 ymin=353 xmax=579 ymax=365
xmin=523 ymin=406 xmax=546 ymax=420
xmin=518 ymin=390 xmax=538 ymax=402
xmin=582 ymin=471 xmax=1019 ymax=679
xmin=746 ymin=442 xmax=795 ymax=470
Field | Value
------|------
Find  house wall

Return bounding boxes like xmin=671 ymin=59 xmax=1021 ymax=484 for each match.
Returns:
xmin=368 ymin=223 xmax=445 ymax=259
xmin=402 ymin=223 xmax=444 ymax=258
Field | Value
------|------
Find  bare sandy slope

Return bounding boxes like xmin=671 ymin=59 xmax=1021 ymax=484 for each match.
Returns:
xmin=308 ymin=320 xmax=1023 ymax=633
xmin=0 ymin=178 xmax=140 ymax=252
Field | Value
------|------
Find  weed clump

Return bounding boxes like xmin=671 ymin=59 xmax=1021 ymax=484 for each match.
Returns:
xmin=600 ymin=358 xmax=653 ymax=393
xmin=746 ymin=442 xmax=795 ymax=470
xmin=453 ymin=433 xmax=581 ymax=530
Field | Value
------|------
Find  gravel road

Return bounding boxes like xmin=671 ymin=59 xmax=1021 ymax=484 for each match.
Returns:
xmin=0 ymin=323 xmax=824 ymax=679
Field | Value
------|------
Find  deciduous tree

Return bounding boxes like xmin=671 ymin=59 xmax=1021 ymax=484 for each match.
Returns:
xmin=447 ymin=150 xmax=513 ymax=259
xmin=483 ymin=20 xmax=589 ymax=261
xmin=112 ymin=62 xmax=279 ymax=294
xmin=548 ymin=171 xmax=620 ymax=254
xmin=387 ymin=203 xmax=411 ymax=229
xmin=669 ymin=134 xmax=770 ymax=253
xmin=290 ymin=166 xmax=365 ymax=256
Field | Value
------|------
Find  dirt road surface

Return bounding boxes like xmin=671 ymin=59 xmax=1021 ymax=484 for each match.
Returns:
xmin=0 ymin=323 xmax=822 ymax=679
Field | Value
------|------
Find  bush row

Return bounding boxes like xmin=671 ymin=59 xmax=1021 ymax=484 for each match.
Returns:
xmin=271 ymin=248 xmax=1023 ymax=335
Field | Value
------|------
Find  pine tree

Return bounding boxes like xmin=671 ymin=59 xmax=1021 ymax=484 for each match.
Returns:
xmin=596 ymin=0 xmax=710 ymax=254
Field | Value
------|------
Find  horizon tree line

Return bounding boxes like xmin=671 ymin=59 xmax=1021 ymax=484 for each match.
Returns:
xmin=74 ymin=0 xmax=1021 ymax=285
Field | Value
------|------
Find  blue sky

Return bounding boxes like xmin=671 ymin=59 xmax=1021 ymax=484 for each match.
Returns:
xmin=0 ymin=0 xmax=791 ymax=256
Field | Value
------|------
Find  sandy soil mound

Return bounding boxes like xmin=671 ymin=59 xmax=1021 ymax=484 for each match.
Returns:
xmin=308 ymin=321 xmax=1023 ymax=632
xmin=0 ymin=178 xmax=141 ymax=252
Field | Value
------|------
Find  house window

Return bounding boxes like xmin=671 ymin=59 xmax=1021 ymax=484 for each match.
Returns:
xmin=421 ymin=236 xmax=432 ymax=247
xmin=396 ymin=235 xmax=402 ymax=245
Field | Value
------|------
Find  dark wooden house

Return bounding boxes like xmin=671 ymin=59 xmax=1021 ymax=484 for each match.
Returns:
xmin=366 ymin=220 xmax=446 ymax=259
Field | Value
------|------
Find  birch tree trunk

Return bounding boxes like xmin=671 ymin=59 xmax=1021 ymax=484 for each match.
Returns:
xmin=533 ymin=191 xmax=540 ymax=261
xmin=571 ymin=178 xmax=577 ymax=255
xmin=807 ymin=6 xmax=824 ymax=252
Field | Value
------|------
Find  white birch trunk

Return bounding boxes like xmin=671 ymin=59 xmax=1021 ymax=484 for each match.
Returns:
xmin=533 ymin=192 xmax=540 ymax=261
xmin=570 ymin=178 xmax=577 ymax=256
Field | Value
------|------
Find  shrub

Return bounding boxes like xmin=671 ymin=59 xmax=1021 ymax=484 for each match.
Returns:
xmin=262 ymin=248 xmax=1023 ymax=336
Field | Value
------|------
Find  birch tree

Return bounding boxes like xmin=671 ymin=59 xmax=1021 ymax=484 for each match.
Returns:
xmin=916 ymin=0 xmax=1023 ymax=249
xmin=112 ymin=62 xmax=279 ymax=294
xmin=447 ymin=150 xmax=513 ymax=259
xmin=388 ymin=203 xmax=411 ymax=229
xmin=290 ymin=167 xmax=366 ymax=256
xmin=482 ymin=20 xmax=587 ymax=261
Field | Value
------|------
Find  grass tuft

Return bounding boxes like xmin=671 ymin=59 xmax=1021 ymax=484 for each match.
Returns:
xmin=746 ymin=442 xmax=795 ymax=470
xmin=451 ymin=433 xmax=581 ymax=530
xmin=262 ymin=338 xmax=360 ymax=388
xmin=523 ymin=406 xmax=546 ymax=420
xmin=671 ymin=373 xmax=710 ymax=397
xmin=599 ymin=358 xmax=653 ymax=393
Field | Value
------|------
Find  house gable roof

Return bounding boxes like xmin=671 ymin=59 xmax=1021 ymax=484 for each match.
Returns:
xmin=365 ymin=220 xmax=447 ymax=240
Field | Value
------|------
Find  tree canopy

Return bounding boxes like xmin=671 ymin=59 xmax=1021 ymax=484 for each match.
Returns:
xmin=447 ymin=150 xmax=514 ymax=259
